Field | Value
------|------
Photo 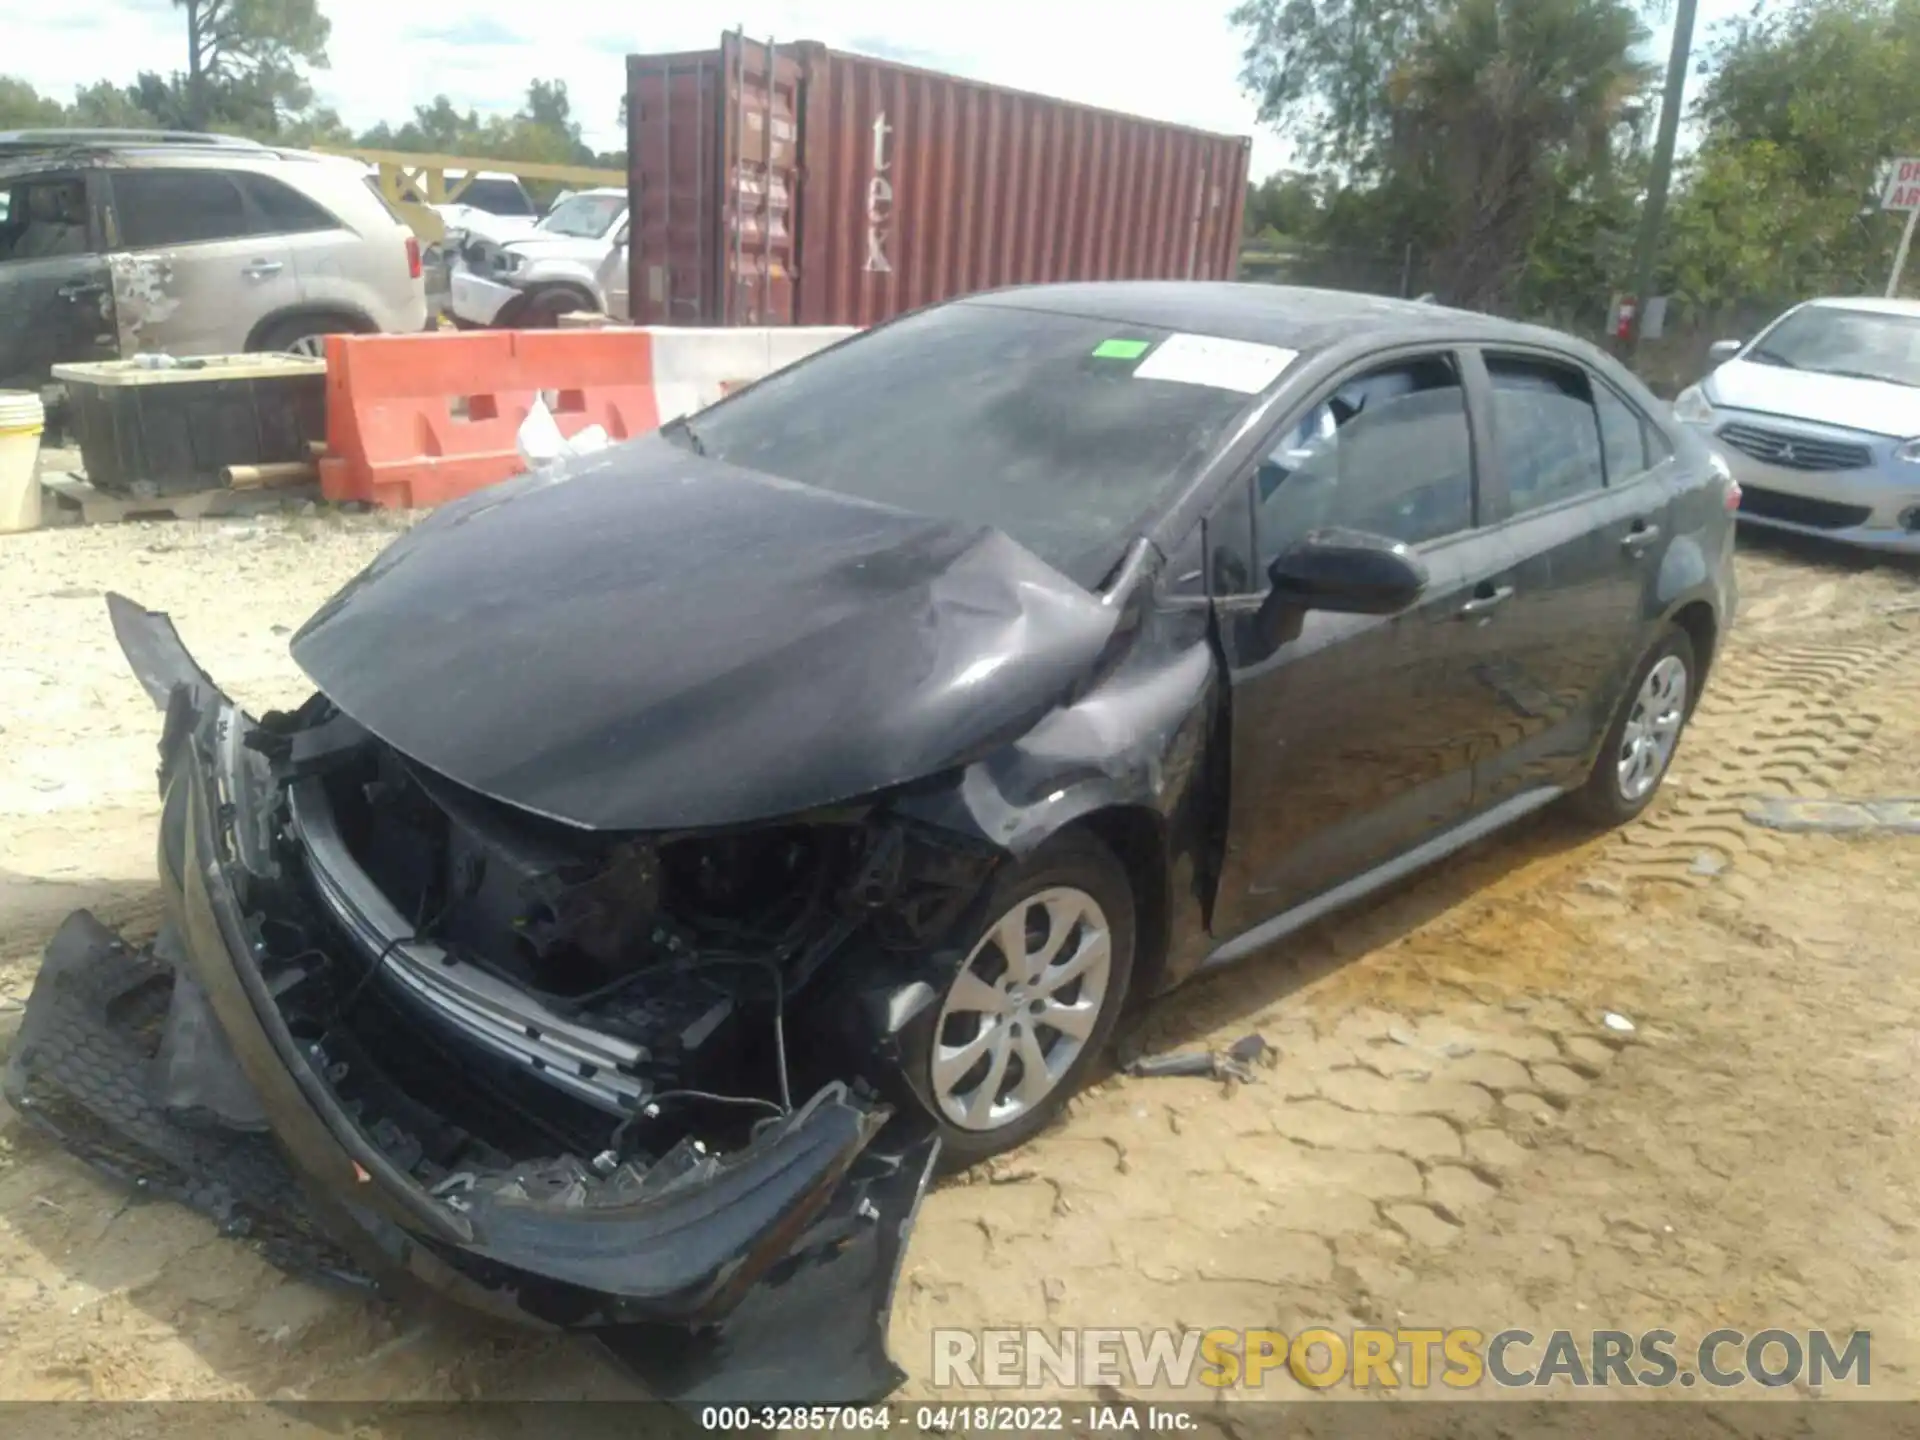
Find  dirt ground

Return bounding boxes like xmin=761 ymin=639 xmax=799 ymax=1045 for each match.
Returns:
xmin=0 ymin=509 xmax=1917 ymax=1418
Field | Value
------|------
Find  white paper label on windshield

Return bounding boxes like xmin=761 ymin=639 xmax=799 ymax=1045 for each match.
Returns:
xmin=1133 ymin=333 xmax=1299 ymax=394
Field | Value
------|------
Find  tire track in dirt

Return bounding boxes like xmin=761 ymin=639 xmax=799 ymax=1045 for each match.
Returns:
xmin=1600 ymin=630 xmax=1913 ymax=890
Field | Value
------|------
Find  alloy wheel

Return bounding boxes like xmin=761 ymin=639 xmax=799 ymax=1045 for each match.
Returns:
xmin=930 ymin=886 xmax=1113 ymax=1131
xmin=1616 ymin=653 xmax=1689 ymax=802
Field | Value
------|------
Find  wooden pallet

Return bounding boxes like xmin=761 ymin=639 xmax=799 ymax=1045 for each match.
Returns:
xmin=40 ymin=473 xmax=319 ymax=525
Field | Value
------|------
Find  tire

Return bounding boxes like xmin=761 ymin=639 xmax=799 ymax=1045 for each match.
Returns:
xmin=519 ymin=287 xmax=596 ymax=327
xmin=252 ymin=314 xmax=361 ymax=358
xmin=914 ymin=830 xmax=1136 ymax=1167
xmin=1568 ymin=627 xmax=1697 ymax=827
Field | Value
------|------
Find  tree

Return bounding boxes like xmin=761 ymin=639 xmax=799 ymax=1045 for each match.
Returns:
xmin=1667 ymin=0 xmax=1920 ymax=308
xmin=1233 ymin=0 xmax=1429 ymax=175
xmin=1389 ymin=0 xmax=1652 ymax=307
xmin=68 ymin=80 xmax=163 ymax=129
xmin=1244 ymin=171 xmax=1326 ymax=239
xmin=173 ymin=0 xmax=331 ymax=130
xmin=1233 ymin=0 xmax=1653 ymax=311
xmin=0 ymin=77 xmax=66 ymax=130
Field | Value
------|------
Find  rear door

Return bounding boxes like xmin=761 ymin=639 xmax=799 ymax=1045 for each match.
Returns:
xmin=1208 ymin=347 xmax=1524 ymax=938
xmin=104 ymin=166 xmax=298 ymax=355
xmin=1465 ymin=347 xmax=1678 ymax=803
xmin=0 ymin=169 xmax=118 ymax=390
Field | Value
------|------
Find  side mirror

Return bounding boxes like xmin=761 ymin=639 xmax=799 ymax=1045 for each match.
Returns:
xmin=1267 ymin=528 xmax=1430 ymax=615
xmin=613 ymin=223 xmax=631 ymax=248
xmin=1707 ymin=338 xmax=1743 ymax=364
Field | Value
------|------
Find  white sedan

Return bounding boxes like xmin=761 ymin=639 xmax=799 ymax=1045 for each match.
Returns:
xmin=1675 ymin=297 xmax=1920 ymax=554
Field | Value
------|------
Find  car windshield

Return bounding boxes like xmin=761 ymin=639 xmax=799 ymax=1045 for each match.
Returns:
xmin=538 ymin=194 xmax=623 ymax=239
xmin=1748 ymin=305 xmax=1920 ymax=388
xmin=670 ymin=302 xmax=1280 ymax=587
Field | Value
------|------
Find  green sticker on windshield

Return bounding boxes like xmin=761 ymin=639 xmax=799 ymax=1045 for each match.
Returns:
xmin=1092 ymin=338 xmax=1151 ymax=360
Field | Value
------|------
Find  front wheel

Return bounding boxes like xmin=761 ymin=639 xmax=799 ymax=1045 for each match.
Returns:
xmin=1569 ymin=627 xmax=1697 ymax=826
xmin=917 ymin=830 xmax=1135 ymax=1166
xmin=519 ymin=287 xmax=597 ymax=327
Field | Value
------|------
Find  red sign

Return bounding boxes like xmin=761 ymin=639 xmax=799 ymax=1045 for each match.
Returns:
xmin=1881 ymin=157 xmax=1920 ymax=211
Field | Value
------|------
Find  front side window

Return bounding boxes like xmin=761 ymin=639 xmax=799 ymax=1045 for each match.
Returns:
xmin=115 ymin=169 xmax=250 ymax=248
xmin=1253 ymin=354 xmax=1475 ymax=566
xmin=673 ymin=302 xmax=1274 ymax=587
xmin=0 ymin=175 xmax=90 ymax=263
xmin=1486 ymin=355 xmax=1607 ymax=515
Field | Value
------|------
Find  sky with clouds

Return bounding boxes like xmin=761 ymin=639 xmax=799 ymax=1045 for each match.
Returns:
xmin=5 ymin=0 xmax=1765 ymax=180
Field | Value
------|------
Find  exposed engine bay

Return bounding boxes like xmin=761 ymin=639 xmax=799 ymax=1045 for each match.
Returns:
xmin=243 ymin=695 xmax=997 ymax=1208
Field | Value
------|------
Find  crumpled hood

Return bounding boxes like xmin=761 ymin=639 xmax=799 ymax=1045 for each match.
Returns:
xmin=290 ymin=436 xmax=1121 ymax=831
xmin=438 ymin=207 xmax=541 ymax=245
xmin=1708 ymin=357 xmax=1920 ymax=438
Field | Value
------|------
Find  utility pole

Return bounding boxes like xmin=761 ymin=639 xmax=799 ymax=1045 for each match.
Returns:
xmin=1620 ymin=0 xmax=1701 ymax=360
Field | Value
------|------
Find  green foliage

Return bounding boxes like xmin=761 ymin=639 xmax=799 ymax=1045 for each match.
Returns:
xmin=170 ymin=0 xmax=332 ymax=132
xmin=1235 ymin=0 xmax=1653 ymax=313
xmin=0 ymin=77 xmax=67 ymax=130
xmin=1243 ymin=171 xmax=1327 ymax=239
xmin=1667 ymin=0 xmax=1920 ymax=309
xmin=353 ymin=82 xmax=610 ymax=169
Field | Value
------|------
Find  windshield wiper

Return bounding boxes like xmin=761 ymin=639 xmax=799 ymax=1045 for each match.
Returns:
xmin=661 ymin=414 xmax=706 ymax=455
xmin=1746 ymin=347 xmax=1799 ymax=369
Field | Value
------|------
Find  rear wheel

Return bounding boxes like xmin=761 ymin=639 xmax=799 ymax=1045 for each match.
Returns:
xmin=918 ymin=831 xmax=1135 ymax=1166
xmin=1569 ymin=627 xmax=1696 ymax=826
xmin=252 ymin=313 xmax=363 ymax=358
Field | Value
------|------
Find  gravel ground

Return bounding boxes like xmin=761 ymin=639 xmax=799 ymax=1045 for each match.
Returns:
xmin=0 ymin=510 xmax=1916 ymax=1423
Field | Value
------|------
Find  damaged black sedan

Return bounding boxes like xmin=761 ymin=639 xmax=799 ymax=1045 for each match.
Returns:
xmin=8 ymin=283 xmax=1735 ymax=1403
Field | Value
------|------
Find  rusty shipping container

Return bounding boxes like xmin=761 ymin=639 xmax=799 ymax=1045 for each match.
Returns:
xmin=625 ymin=32 xmax=1250 ymax=328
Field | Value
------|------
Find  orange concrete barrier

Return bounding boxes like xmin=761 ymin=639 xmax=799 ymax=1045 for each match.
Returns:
xmin=318 ymin=330 xmax=659 ymax=509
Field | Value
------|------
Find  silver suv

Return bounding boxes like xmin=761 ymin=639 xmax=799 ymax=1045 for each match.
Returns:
xmin=0 ymin=130 xmax=429 ymax=391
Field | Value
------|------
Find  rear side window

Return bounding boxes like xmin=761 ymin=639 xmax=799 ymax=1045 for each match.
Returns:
xmin=1254 ymin=353 xmax=1476 ymax=560
xmin=115 ymin=169 xmax=250 ymax=247
xmin=1592 ymin=382 xmax=1649 ymax=482
xmin=1486 ymin=355 xmax=1606 ymax=514
xmin=236 ymin=172 xmax=340 ymax=234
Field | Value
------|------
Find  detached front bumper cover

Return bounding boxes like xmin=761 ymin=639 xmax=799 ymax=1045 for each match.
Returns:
xmin=4 ymin=594 xmax=940 ymax=1405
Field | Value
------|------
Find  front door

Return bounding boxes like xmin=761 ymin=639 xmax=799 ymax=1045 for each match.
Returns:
xmin=0 ymin=169 xmax=119 ymax=390
xmin=1209 ymin=349 xmax=1522 ymax=940
xmin=1466 ymin=350 xmax=1678 ymax=801
xmin=104 ymin=167 xmax=297 ymax=356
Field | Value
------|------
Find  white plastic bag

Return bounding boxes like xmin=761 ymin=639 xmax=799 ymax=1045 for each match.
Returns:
xmin=516 ymin=395 xmax=610 ymax=468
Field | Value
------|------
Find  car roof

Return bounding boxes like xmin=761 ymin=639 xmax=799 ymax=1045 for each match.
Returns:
xmin=959 ymin=281 xmax=1562 ymax=354
xmin=0 ymin=133 xmax=325 ymax=181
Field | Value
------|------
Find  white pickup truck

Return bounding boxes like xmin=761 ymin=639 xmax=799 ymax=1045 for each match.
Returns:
xmin=448 ymin=188 xmax=629 ymax=328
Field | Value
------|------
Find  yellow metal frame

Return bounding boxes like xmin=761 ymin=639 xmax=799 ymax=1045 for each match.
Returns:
xmin=315 ymin=147 xmax=626 ymax=244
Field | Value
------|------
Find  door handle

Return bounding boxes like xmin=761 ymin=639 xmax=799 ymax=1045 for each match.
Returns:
xmin=57 ymin=280 xmax=105 ymax=301
xmin=242 ymin=260 xmax=283 ymax=279
xmin=1621 ymin=521 xmax=1662 ymax=555
xmin=1457 ymin=584 xmax=1514 ymax=620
